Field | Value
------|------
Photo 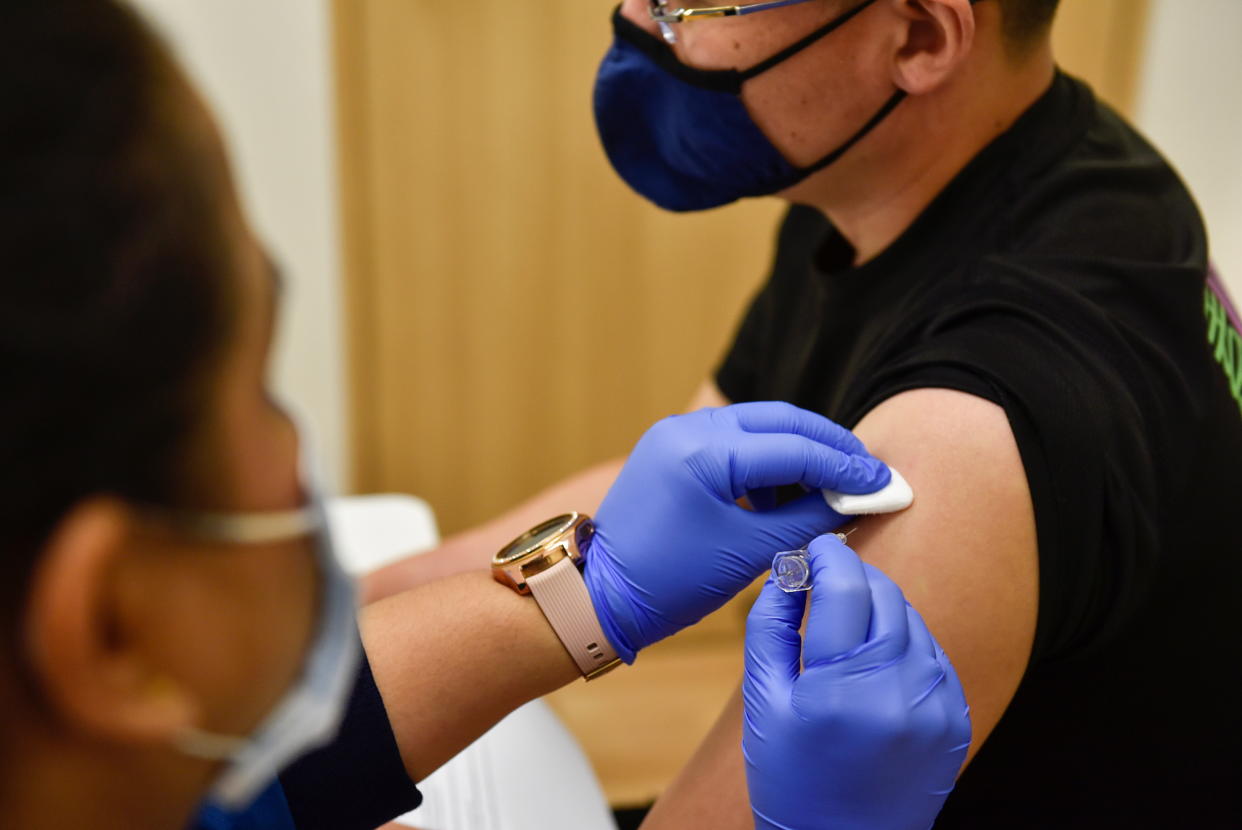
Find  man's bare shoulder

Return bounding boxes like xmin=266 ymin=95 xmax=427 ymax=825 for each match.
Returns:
xmin=848 ymin=387 xmax=1039 ymax=761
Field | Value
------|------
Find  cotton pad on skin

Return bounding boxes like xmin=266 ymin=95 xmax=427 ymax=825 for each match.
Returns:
xmin=823 ymin=467 xmax=914 ymax=515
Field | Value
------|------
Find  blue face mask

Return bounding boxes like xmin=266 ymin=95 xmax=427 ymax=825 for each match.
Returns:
xmin=593 ymin=0 xmax=905 ymax=212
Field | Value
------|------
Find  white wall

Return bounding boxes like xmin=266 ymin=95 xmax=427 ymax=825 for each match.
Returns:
xmin=1136 ymin=0 xmax=1242 ymax=297
xmin=130 ymin=0 xmax=351 ymax=491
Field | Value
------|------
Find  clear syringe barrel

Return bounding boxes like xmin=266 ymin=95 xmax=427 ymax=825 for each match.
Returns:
xmin=772 ymin=549 xmax=812 ymax=592
xmin=771 ymin=531 xmax=852 ymax=593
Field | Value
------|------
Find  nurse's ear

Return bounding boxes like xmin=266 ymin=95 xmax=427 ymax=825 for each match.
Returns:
xmin=887 ymin=0 xmax=977 ymax=96
xmin=23 ymin=498 xmax=201 ymax=746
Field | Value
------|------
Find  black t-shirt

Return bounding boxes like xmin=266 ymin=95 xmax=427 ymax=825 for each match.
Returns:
xmin=717 ymin=72 xmax=1242 ymax=827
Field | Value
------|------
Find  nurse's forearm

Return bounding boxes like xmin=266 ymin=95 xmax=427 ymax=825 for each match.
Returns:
xmin=359 ymin=570 xmax=582 ymax=782
xmin=359 ymin=457 xmax=625 ymax=604
xmin=642 ymin=686 xmax=750 ymax=830
xmin=360 ymin=379 xmax=731 ymax=604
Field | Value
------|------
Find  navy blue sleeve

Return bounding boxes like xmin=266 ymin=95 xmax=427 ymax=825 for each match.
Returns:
xmin=278 ymin=643 xmax=423 ymax=830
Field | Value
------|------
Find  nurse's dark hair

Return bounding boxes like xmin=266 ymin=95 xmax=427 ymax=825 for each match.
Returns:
xmin=0 ymin=2 xmax=230 ymax=646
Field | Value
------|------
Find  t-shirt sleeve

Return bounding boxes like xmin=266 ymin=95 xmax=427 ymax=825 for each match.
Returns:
xmin=278 ymin=643 xmax=422 ymax=830
xmin=832 ymin=264 xmax=1192 ymax=665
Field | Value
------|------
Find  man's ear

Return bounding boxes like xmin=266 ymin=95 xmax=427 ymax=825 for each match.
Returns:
xmin=23 ymin=497 xmax=200 ymax=746
xmin=889 ymin=0 xmax=976 ymax=95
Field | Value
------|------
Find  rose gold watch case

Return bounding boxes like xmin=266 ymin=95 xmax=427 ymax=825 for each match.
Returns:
xmin=491 ymin=512 xmax=595 ymax=594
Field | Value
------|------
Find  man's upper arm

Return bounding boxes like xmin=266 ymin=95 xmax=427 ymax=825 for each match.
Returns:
xmin=641 ymin=386 xmax=1040 ymax=829
xmin=687 ymin=375 xmax=1036 ymax=755
xmin=847 ymin=387 xmax=1038 ymax=760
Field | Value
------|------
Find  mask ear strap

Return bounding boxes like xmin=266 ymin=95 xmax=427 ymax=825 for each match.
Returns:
xmin=738 ymin=0 xmax=880 ymax=82
xmin=797 ymin=88 xmax=907 ymax=177
xmin=762 ymin=0 xmax=984 ymax=177
xmin=740 ymin=0 xmax=985 ymax=83
xmin=176 ymin=725 xmax=250 ymax=761
xmin=140 ymin=505 xmax=321 ymax=545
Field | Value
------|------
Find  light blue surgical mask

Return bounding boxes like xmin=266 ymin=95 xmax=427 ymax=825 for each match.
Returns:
xmin=170 ymin=470 xmax=359 ymax=812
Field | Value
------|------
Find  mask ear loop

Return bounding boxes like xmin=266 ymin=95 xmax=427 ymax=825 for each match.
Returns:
xmin=176 ymin=726 xmax=251 ymax=761
xmin=736 ymin=0 xmax=880 ymax=83
xmin=611 ymin=0 xmax=882 ymax=95
xmin=794 ymin=89 xmax=907 ymax=177
xmin=761 ymin=0 xmax=987 ymax=179
xmin=744 ymin=0 xmax=985 ymax=81
xmin=147 ymin=506 xmax=322 ymax=545
xmin=732 ymin=0 xmax=899 ymax=180
xmin=160 ymin=504 xmax=325 ymax=765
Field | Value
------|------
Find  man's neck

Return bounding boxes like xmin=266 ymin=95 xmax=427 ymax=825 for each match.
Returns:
xmin=792 ymin=43 xmax=1056 ymax=265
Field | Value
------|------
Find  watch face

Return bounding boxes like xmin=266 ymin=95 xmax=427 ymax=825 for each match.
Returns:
xmin=495 ymin=514 xmax=576 ymax=565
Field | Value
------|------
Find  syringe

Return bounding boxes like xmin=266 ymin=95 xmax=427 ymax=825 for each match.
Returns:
xmin=771 ymin=528 xmax=857 ymax=593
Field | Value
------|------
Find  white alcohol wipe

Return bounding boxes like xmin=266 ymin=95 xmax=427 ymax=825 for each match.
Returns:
xmin=822 ymin=467 xmax=914 ymax=516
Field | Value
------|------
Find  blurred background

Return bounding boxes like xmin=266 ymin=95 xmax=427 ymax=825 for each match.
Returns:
xmin=135 ymin=0 xmax=1242 ymax=811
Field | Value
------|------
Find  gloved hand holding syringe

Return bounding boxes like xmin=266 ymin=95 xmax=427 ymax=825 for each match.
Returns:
xmin=773 ymin=466 xmax=915 ymax=592
xmin=772 ymin=529 xmax=855 ymax=592
xmin=748 ymin=465 xmax=972 ymax=830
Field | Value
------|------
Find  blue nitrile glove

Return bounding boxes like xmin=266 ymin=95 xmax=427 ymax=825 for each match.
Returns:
xmin=583 ymin=402 xmax=890 ymax=662
xmin=742 ymin=534 xmax=971 ymax=830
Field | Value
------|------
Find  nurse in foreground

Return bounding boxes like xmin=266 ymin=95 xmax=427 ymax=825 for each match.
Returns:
xmin=0 ymin=3 xmax=969 ymax=830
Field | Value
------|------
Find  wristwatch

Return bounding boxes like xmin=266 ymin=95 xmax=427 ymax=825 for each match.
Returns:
xmin=492 ymin=513 xmax=622 ymax=680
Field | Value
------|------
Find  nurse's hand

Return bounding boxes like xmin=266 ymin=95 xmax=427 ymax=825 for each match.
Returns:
xmin=583 ymin=402 xmax=889 ymax=661
xmin=743 ymin=534 xmax=971 ymax=830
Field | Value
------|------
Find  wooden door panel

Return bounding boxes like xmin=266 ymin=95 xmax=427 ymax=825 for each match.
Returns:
xmin=335 ymin=0 xmax=781 ymax=531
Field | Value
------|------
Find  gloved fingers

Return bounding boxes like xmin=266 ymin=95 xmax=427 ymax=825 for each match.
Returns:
xmin=803 ymin=558 xmax=911 ymax=669
xmin=937 ymin=643 xmax=970 ymax=716
xmin=731 ymin=433 xmax=890 ymax=497
xmin=856 ymin=562 xmax=915 ymax=663
xmin=744 ymin=578 xmax=808 ymax=701
xmin=757 ymin=489 xmax=845 ymax=540
xmin=799 ymin=534 xmax=874 ymax=664
xmin=904 ymin=602 xmax=940 ymax=659
xmin=936 ymin=643 xmax=973 ymax=751
xmin=903 ymin=603 xmax=951 ymax=708
xmin=728 ymin=490 xmax=843 ymax=581
xmin=726 ymin=401 xmax=870 ymax=456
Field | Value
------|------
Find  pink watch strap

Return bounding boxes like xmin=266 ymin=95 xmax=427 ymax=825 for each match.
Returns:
xmin=527 ymin=557 xmax=620 ymax=679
